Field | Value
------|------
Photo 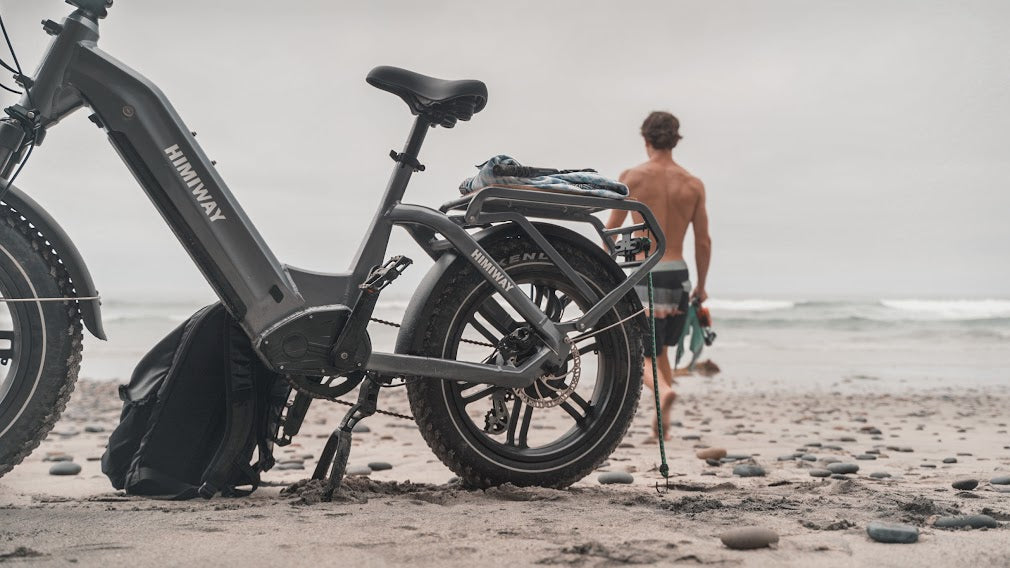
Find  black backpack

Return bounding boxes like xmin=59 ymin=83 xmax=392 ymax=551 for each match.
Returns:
xmin=101 ymin=303 xmax=290 ymax=499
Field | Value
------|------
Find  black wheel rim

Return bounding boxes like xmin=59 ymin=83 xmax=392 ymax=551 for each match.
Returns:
xmin=440 ymin=267 xmax=632 ymax=468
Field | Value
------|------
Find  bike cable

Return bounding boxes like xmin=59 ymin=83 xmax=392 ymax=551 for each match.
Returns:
xmin=0 ymin=11 xmax=38 ymax=198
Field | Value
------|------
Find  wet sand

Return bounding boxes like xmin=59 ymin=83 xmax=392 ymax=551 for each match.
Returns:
xmin=2 ymin=374 xmax=1009 ymax=567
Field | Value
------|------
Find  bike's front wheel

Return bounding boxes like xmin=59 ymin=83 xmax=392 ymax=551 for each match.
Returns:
xmin=0 ymin=205 xmax=83 ymax=478
xmin=406 ymin=227 xmax=644 ymax=488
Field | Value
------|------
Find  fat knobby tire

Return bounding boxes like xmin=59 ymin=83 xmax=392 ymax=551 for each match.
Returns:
xmin=0 ymin=203 xmax=83 ymax=479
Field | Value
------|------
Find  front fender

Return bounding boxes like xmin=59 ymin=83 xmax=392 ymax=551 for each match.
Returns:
xmin=1 ymin=186 xmax=106 ymax=340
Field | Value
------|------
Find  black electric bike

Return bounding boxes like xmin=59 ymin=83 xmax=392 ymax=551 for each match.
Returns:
xmin=0 ymin=0 xmax=666 ymax=490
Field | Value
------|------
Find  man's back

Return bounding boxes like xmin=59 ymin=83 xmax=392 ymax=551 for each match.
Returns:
xmin=622 ymin=159 xmax=705 ymax=262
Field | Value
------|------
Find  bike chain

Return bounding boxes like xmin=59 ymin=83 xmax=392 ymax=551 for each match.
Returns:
xmin=283 ymin=317 xmax=495 ymax=421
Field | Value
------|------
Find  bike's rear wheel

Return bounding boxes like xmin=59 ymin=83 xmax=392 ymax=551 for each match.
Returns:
xmin=0 ymin=205 xmax=83 ymax=478
xmin=406 ymin=228 xmax=644 ymax=488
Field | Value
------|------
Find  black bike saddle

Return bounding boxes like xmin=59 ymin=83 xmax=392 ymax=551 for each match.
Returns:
xmin=366 ymin=66 xmax=488 ymax=128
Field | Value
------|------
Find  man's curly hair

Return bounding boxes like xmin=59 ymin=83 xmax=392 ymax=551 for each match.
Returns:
xmin=641 ymin=111 xmax=682 ymax=150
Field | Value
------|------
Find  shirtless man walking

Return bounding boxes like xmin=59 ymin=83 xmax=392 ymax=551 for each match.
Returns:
xmin=605 ymin=111 xmax=712 ymax=441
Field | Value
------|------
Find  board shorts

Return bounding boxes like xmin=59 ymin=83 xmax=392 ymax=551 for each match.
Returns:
xmin=634 ymin=259 xmax=691 ymax=347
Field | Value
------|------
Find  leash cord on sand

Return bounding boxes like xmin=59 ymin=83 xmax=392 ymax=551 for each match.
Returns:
xmin=648 ymin=273 xmax=671 ymax=482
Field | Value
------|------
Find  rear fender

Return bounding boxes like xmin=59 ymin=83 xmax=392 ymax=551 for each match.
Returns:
xmin=1 ymin=186 xmax=106 ymax=340
xmin=394 ymin=222 xmax=639 ymax=356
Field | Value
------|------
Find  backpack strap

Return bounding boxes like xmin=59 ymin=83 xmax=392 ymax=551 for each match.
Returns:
xmin=198 ymin=315 xmax=258 ymax=499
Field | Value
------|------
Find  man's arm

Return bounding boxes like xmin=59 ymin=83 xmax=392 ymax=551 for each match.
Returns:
xmin=690 ymin=179 xmax=712 ymax=303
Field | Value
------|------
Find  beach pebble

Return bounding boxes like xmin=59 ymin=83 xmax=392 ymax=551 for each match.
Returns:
xmin=706 ymin=459 xmax=721 ymax=467
xmin=990 ymin=475 xmax=1010 ymax=485
xmin=827 ymin=463 xmax=859 ymax=475
xmin=732 ymin=465 xmax=766 ymax=478
xmin=352 ymin=424 xmax=371 ymax=433
xmin=701 ymin=471 xmax=717 ymax=476
xmin=800 ymin=454 xmax=817 ymax=462
xmin=368 ymin=461 xmax=393 ymax=471
xmin=51 ymin=428 xmax=80 ymax=437
xmin=809 ymin=469 xmax=831 ymax=478
xmin=820 ymin=457 xmax=841 ymax=465
xmin=598 ymin=471 xmax=634 ymax=485
xmin=952 ymin=479 xmax=978 ymax=491
xmin=682 ymin=434 xmax=701 ymax=441
xmin=696 ymin=447 xmax=727 ymax=460
xmin=920 ymin=464 xmax=936 ymax=469
xmin=824 ymin=444 xmax=844 ymax=451
xmin=777 ymin=454 xmax=798 ymax=461
xmin=84 ymin=425 xmax=105 ymax=433
xmin=943 ymin=457 xmax=957 ymax=464
xmin=839 ymin=436 xmax=857 ymax=442
xmin=855 ymin=454 xmax=877 ymax=461
xmin=725 ymin=454 xmax=751 ymax=461
xmin=866 ymin=521 xmax=919 ymax=544
xmin=43 ymin=454 xmax=73 ymax=462
xmin=719 ymin=527 xmax=779 ymax=550
xmin=831 ymin=474 xmax=851 ymax=480
xmin=934 ymin=515 xmax=998 ymax=529
xmin=275 ymin=462 xmax=304 ymax=471
xmin=49 ymin=462 xmax=81 ymax=476
xmin=899 ymin=447 xmax=913 ymax=453
xmin=346 ymin=465 xmax=372 ymax=476
xmin=869 ymin=472 xmax=892 ymax=479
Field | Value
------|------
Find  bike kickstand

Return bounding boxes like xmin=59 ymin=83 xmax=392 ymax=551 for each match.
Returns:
xmin=312 ymin=376 xmax=382 ymax=501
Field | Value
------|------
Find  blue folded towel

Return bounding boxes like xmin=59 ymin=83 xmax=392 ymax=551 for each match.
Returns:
xmin=459 ymin=155 xmax=628 ymax=200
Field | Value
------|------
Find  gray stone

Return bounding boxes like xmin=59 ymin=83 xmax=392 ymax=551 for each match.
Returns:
xmin=824 ymin=445 xmax=844 ymax=451
xmin=827 ymin=463 xmax=859 ymax=475
xmin=49 ymin=462 xmax=81 ymax=476
xmin=809 ymin=469 xmax=832 ymax=478
xmin=43 ymin=454 xmax=73 ymax=462
xmin=719 ymin=527 xmax=779 ymax=550
xmin=867 ymin=521 xmax=918 ymax=544
xmin=598 ymin=471 xmax=634 ymax=484
xmin=952 ymin=478 xmax=978 ymax=491
xmin=839 ymin=436 xmax=857 ymax=442
xmin=855 ymin=454 xmax=877 ymax=460
xmin=367 ymin=461 xmax=392 ymax=471
xmin=920 ymin=464 xmax=936 ymax=469
xmin=275 ymin=462 xmax=304 ymax=470
xmin=724 ymin=454 xmax=751 ymax=461
xmin=831 ymin=473 xmax=851 ymax=480
xmin=84 ymin=425 xmax=105 ymax=433
xmin=934 ymin=515 xmax=999 ymax=529
xmin=800 ymin=454 xmax=817 ymax=461
xmin=869 ymin=472 xmax=892 ymax=479
xmin=682 ymin=434 xmax=701 ymax=441
xmin=990 ymin=475 xmax=1010 ymax=485
xmin=346 ymin=465 xmax=372 ymax=476
xmin=777 ymin=454 xmax=797 ymax=461
xmin=705 ymin=459 xmax=721 ymax=466
xmin=732 ymin=465 xmax=766 ymax=478
xmin=942 ymin=457 xmax=957 ymax=464
xmin=352 ymin=424 xmax=371 ymax=433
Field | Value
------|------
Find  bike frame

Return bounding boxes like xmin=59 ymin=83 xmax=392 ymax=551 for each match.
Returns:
xmin=2 ymin=8 xmax=665 ymax=389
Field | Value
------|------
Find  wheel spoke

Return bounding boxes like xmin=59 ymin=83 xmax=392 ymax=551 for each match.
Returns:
xmin=516 ymin=405 xmax=533 ymax=448
xmin=505 ymin=399 xmax=522 ymax=446
xmin=568 ymin=391 xmax=592 ymax=416
xmin=467 ymin=316 xmax=501 ymax=345
xmin=559 ymin=400 xmax=587 ymax=426
xmin=461 ymin=385 xmax=497 ymax=405
xmin=477 ymin=300 xmax=517 ymax=336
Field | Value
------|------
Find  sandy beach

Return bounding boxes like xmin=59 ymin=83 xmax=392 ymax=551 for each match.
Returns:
xmin=3 ymin=341 xmax=1009 ymax=567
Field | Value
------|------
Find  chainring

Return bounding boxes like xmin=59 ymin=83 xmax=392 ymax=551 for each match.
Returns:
xmin=286 ymin=372 xmax=365 ymax=400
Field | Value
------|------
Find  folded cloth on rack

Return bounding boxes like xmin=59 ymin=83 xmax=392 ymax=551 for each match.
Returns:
xmin=459 ymin=155 xmax=628 ymax=199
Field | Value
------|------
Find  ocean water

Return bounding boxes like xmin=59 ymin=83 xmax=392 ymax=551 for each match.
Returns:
xmin=78 ymin=298 xmax=1009 ymax=392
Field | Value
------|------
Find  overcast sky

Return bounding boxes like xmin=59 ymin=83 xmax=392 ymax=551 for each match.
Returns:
xmin=1 ymin=0 xmax=1007 ymax=302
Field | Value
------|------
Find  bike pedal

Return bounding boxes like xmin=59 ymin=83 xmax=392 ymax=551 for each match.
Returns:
xmin=360 ymin=255 xmax=413 ymax=292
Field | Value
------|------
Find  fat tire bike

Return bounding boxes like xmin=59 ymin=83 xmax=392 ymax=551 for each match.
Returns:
xmin=0 ymin=0 xmax=665 ymax=491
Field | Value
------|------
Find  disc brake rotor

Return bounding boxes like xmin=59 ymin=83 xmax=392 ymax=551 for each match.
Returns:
xmin=513 ymin=340 xmax=581 ymax=409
